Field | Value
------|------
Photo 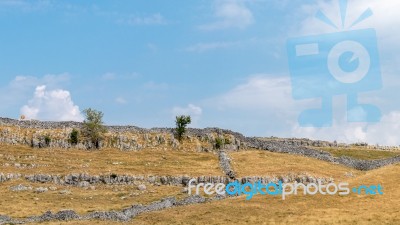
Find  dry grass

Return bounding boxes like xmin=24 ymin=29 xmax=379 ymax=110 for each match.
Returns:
xmin=313 ymin=146 xmax=400 ymax=160
xmin=1 ymin=143 xmax=399 ymax=224
xmin=0 ymin=179 xmax=185 ymax=219
xmin=0 ymin=144 xmax=222 ymax=176
xmin=132 ymin=163 xmax=400 ymax=225
xmin=230 ymin=150 xmax=363 ymax=181
xmin=34 ymin=164 xmax=400 ymax=225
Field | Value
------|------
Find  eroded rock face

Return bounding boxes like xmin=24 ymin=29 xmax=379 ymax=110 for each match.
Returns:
xmin=0 ymin=118 xmax=245 ymax=152
xmin=0 ymin=117 xmax=399 ymax=172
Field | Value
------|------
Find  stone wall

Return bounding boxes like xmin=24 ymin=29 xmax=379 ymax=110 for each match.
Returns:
xmin=1 ymin=172 xmax=331 ymax=187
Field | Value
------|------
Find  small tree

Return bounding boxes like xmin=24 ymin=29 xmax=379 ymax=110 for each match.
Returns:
xmin=82 ymin=108 xmax=107 ymax=149
xmin=69 ymin=129 xmax=79 ymax=145
xmin=175 ymin=115 xmax=191 ymax=142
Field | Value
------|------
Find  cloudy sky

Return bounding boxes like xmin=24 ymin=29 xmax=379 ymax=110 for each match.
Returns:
xmin=0 ymin=0 xmax=399 ymax=145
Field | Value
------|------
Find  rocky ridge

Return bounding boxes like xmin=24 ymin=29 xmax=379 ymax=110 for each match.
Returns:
xmin=1 ymin=117 xmax=399 ymax=171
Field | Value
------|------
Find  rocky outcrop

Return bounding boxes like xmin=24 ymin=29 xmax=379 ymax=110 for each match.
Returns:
xmin=0 ymin=117 xmax=399 ymax=171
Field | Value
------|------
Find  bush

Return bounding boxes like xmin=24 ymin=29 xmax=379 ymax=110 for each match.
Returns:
xmin=69 ymin=129 xmax=79 ymax=145
xmin=82 ymin=108 xmax=107 ymax=149
xmin=215 ymin=137 xmax=224 ymax=149
xmin=175 ymin=115 xmax=191 ymax=142
xmin=44 ymin=135 xmax=51 ymax=146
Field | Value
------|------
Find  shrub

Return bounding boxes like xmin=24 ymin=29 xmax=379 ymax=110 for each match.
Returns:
xmin=215 ymin=137 xmax=224 ymax=149
xmin=69 ymin=129 xmax=79 ymax=145
xmin=224 ymin=138 xmax=232 ymax=145
xmin=44 ymin=135 xmax=51 ymax=146
xmin=175 ymin=115 xmax=191 ymax=142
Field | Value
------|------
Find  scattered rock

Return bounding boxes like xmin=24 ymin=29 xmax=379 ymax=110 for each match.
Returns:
xmin=10 ymin=184 xmax=32 ymax=192
xmin=49 ymin=186 xmax=58 ymax=191
xmin=54 ymin=210 xmax=80 ymax=221
xmin=78 ymin=181 xmax=90 ymax=188
xmin=137 ymin=184 xmax=147 ymax=191
xmin=35 ymin=187 xmax=49 ymax=193
xmin=59 ymin=189 xmax=72 ymax=195
xmin=0 ymin=215 xmax=11 ymax=223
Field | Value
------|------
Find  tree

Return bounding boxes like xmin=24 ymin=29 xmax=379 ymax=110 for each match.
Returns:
xmin=175 ymin=115 xmax=191 ymax=142
xmin=82 ymin=108 xmax=107 ymax=149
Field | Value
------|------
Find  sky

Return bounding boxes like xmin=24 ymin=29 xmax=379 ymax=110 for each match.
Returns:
xmin=0 ymin=0 xmax=399 ymax=145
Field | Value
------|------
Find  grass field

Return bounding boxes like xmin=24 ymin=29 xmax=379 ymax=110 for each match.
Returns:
xmin=36 ymin=164 xmax=400 ymax=225
xmin=313 ymin=146 xmax=400 ymax=160
xmin=230 ymin=150 xmax=363 ymax=181
xmin=0 ymin=144 xmax=222 ymax=176
xmin=0 ymin=180 xmax=185 ymax=218
xmin=131 ymin=163 xmax=400 ymax=225
xmin=0 ymin=143 xmax=399 ymax=224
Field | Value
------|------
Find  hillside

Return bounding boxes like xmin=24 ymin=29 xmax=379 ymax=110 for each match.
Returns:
xmin=0 ymin=117 xmax=399 ymax=224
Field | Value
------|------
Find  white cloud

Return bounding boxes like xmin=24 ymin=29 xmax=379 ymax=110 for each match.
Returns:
xmin=20 ymin=85 xmax=83 ymax=122
xmin=118 ymin=13 xmax=167 ymax=26
xmin=115 ymin=97 xmax=127 ymax=105
xmin=0 ymin=0 xmax=52 ymax=12
xmin=10 ymin=74 xmax=70 ymax=89
xmin=205 ymin=74 xmax=400 ymax=145
xmin=101 ymin=72 xmax=139 ymax=81
xmin=0 ymin=74 xmax=71 ymax=114
xmin=101 ymin=73 xmax=117 ymax=80
xmin=185 ymin=41 xmax=239 ymax=53
xmin=206 ymin=74 xmax=314 ymax=111
xmin=172 ymin=104 xmax=203 ymax=126
xmin=143 ymin=81 xmax=169 ymax=91
xmin=292 ymin=111 xmax=400 ymax=146
xmin=147 ymin=43 xmax=158 ymax=52
xmin=199 ymin=0 xmax=254 ymax=31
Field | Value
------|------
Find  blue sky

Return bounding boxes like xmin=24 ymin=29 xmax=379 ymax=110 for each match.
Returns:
xmin=1 ymin=0 xmax=399 ymax=145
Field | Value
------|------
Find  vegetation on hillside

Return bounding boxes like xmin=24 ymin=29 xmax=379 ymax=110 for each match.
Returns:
xmin=175 ymin=115 xmax=191 ymax=142
xmin=82 ymin=108 xmax=107 ymax=149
